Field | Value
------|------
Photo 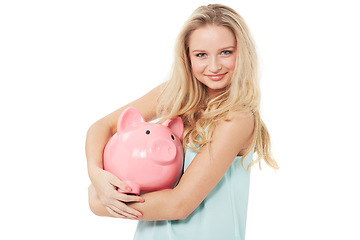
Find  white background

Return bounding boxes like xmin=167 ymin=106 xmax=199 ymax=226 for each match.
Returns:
xmin=1 ymin=0 xmax=359 ymax=239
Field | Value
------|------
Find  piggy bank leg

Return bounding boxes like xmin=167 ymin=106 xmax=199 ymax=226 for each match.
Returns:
xmin=117 ymin=181 xmax=140 ymax=195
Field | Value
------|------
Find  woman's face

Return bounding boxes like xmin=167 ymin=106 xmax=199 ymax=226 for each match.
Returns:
xmin=188 ymin=25 xmax=237 ymax=97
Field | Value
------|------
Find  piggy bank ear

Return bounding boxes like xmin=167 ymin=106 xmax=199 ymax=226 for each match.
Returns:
xmin=117 ymin=107 xmax=145 ymax=132
xmin=162 ymin=116 xmax=184 ymax=139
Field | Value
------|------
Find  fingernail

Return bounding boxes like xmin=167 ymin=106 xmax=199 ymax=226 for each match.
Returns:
xmin=125 ymin=186 xmax=132 ymax=192
xmin=137 ymin=214 xmax=142 ymax=218
xmin=139 ymin=198 xmax=145 ymax=203
xmin=133 ymin=216 xmax=138 ymax=220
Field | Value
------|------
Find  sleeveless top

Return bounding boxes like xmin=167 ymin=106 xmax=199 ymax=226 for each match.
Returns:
xmin=133 ymin=147 xmax=253 ymax=240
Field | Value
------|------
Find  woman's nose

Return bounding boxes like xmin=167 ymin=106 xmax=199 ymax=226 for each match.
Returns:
xmin=208 ymin=56 xmax=222 ymax=73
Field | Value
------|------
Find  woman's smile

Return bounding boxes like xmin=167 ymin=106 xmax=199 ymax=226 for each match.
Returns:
xmin=205 ymin=73 xmax=228 ymax=81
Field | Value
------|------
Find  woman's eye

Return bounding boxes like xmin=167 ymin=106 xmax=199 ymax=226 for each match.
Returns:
xmin=221 ymin=50 xmax=232 ymax=55
xmin=196 ymin=53 xmax=207 ymax=57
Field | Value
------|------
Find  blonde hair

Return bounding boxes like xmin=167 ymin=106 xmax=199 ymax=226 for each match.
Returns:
xmin=156 ymin=4 xmax=279 ymax=170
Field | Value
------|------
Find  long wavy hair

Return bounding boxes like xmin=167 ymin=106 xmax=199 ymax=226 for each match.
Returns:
xmin=156 ymin=4 xmax=279 ymax=170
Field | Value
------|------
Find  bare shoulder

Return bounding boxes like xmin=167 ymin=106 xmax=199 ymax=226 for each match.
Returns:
xmin=212 ymin=111 xmax=255 ymax=156
xmin=225 ymin=111 xmax=254 ymax=132
xmin=147 ymin=81 xmax=167 ymax=97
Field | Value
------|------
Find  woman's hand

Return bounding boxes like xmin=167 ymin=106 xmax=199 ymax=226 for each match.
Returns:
xmin=89 ymin=167 xmax=144 ymax=219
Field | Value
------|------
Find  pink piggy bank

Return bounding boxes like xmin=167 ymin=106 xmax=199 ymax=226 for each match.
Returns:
xmin=103 ymin=107 xmax=184 ymax=195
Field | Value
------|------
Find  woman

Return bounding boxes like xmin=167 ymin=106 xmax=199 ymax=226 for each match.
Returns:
xmin=86 ymin=4 xmax=279 ymax=239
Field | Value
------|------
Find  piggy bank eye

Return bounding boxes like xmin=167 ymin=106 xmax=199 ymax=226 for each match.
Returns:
xmin=146 ymin=130 xmax=151 ymax=135
xmin=171 ymin=135 xmax=175 ymax=140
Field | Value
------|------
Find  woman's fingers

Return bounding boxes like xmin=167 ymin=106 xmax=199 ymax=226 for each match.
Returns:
xmin=115 ymin=200 xmax=142 ymax=217
xmin=107 ymin=203 xmax=142 ymax=219
xmin=105 ymin=206 xmax=126 ymax=218
xmin=115 ymin=191 xmax=144 ymax=203
xmin=92 ymin=170 xmax=144 ymax=219
xmin=107 ymin=172 xmax=132 ymax=192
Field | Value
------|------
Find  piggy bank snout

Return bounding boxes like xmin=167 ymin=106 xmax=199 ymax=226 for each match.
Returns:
xmin=148 ymin=138 xmax=177 ymax=164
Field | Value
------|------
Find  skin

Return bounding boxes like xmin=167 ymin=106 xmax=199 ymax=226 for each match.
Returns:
xmin=189 ymin=25 xmax=237 ymax=98
xmin=86 ymin=24 xmax=255 ymax=221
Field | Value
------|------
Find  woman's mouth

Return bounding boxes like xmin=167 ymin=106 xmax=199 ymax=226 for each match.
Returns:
xmin=205 ymin=73 xmax=227 ymax=81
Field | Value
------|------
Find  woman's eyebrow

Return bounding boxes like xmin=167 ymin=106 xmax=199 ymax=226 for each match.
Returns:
xmin=219 ymin=46 xmax=236 ymax=50
xmin=192 ymin=49 xmax=206 ymax=52
xmin=192 ymin=46 xmax=236 ymax=52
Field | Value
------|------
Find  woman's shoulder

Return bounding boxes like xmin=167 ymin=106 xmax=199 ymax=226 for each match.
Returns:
xmin=222 ymin=110 xmax=255 ymax=133
xmin=212 ymin=110 xmax=255 ymax=155
xmin=225 ymin=110 xmax=254 ymax=123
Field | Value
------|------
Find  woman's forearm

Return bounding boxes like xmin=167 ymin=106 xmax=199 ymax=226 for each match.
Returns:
xmin=86 ymin=120 xmax=113 ymax=182
xmin=127 ymin=188 xmax=189 ymax=221
xmin=88 ymin=184 xmax=112 ymax=217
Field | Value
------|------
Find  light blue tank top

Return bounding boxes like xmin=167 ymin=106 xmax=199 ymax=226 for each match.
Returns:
xmin=133 ymin=147 xmax=253 ymax=240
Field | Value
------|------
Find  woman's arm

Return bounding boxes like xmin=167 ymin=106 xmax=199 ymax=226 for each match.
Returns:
xmin=86 ymin=83 xmax=165 ymax=218
xmin=127 ymin=111 xmax=255 ymax=221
